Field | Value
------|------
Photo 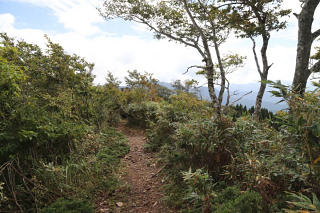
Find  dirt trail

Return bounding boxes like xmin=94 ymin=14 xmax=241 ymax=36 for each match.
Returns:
xmin=115 ymin=122 xmax=169 ymax=213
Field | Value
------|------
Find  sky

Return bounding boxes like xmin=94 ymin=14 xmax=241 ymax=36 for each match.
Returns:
xmin=0 ymin=0 xmax=320 ymax=86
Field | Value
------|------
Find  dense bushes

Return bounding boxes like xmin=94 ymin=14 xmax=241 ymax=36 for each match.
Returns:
xmin=2 ymin=32 xmax=320 ymax=212
xmin=137 ymin=81 xmax=320 ymax=212
xmin=145 ymin=93 xmax=213 ymax=152
xmin=125 ymin=101 xmax=160 ymax=128
xmin=0 ymin=34 xmax=128 ymax=212
xmin=28 ymin=128 xmax=129 ymax=211
xmin=214 ymin=186 xmax=263 ymax=213
xmin=0 ymin=34 xmax=92 ymax=163
xmin=41 ymin=198 xmax=93 ymax=213
xmin=91 ymin=85 xmax=122 ymax=129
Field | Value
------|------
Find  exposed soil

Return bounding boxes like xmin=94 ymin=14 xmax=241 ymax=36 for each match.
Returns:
xmin=97 ymin=121 xmax=170 ymax=213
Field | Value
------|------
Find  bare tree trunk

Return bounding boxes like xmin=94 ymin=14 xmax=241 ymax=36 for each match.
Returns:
xmin=207 ymin=65 xmax=219 ymax=108
xmin=254 ymin=76 xmax=267 ymax=120
xmin=212 ymin=27 xmax=227 ymax=113
xmin=252 ymin=36 xmax=271 ymax=120
xmin=292 ymin=0 xmax=320 ymax=96
xmin=225 ymin=79 xmax=230 ymax=106
xmin=183 ymin=0 xmax=220 ymax=113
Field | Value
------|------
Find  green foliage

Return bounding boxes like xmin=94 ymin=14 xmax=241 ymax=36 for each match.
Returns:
xmin=96 ymin=129 xmax=130 ymax=166
xmin=171 ymin=79 xmax=200 ymax=97
xmin=226 ymin=116 xmax=309 ymax=193
xmin=145 ymin=93 xmax=211 ymax=152
xmin=0 ymin=34 xmax=129 ymax=212
xmin=284 ymin=192 xmax=320 ymax=213
xmin=232 ymin=104 xmax=274 ymax=121
xmin=167 ymin=117 xmax=235 ymax=176
xmin=268 ymin=81 xmax=320 ymax=192
xmin=182 ymin=169 xmax=216 ymax=212
xmin=31 ymin=128 xmax=129 ymax=209
xmin=311 ymin=38 xmax=320 ymax=61
xmin=0 ymin=33 xmax=93 ymax=163
xmin=225 ymin=0 xmax=291 ymax=38
xmin=125 ymin=101 xmax=161 ymax=128
xmin=123 ymin=70 xmax=161 ymax=104
xmin=156 ymin=84 xmax=174 ymax=101
xmin=91 ymin=84 xmax=122 ymax=129
xmin=167 ymin=168 xmax=263 ymax=213
xmin=41 ymin=198 xmax=93 ymax=213
xmin=169 ymin=92 xmax=210 ymax=114
xmin=100 ymin=0 xmax=235 ymax=109
xmin=145 ymin=104 xmax=184 ymax=152
xmin=214 ymin=186 xmax=263 ymax=213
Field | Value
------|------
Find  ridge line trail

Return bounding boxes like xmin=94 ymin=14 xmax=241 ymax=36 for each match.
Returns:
xmin=116 ymin=121 xmax=170 ymax=213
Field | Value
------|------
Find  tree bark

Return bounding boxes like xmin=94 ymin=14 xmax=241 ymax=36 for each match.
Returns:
xmin=292 ymin=0 xmax=320 ymax=95
xmin=212 ymin=27 xmax=227 ymax=113
xmin=225 ymin=79 xmax=231 ymax=106
xmin=254 ymin=75 xmax=267 ymax=120
xmin=182 ymin=0 xmax=220 ymax=112
xmin=252 ymin=35 xmax=271 ymax=121
xmin=207 ymin=65 xmax=219 ymax=108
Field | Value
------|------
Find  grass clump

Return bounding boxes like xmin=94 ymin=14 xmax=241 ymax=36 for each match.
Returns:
xmin=41 ymin=198 xmax=93 ymax=213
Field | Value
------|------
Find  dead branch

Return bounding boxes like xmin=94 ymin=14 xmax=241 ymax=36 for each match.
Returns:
xmin=230 ymin=91 xmax=253 ymax=106
xmin=183 ymin=65 xmax=206 ymax=74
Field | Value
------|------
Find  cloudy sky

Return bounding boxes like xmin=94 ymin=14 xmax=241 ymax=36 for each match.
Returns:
xmin=0 ymin=0 xmax=320 ymax=86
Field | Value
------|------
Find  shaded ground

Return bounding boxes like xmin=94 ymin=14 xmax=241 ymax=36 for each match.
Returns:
xmin=97 ymin=121 xmax=169 ymax=213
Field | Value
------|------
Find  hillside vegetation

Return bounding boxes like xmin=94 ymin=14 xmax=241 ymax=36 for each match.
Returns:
xmin=1 ymin=34 xmax=320 ymax=213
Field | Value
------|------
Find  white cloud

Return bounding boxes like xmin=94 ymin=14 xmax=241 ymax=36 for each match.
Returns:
xmin=0 ymin=13 xmax=47 ymax=47
xmin=0 ymin=12 xmax=202 ymax=85
xmin=14 ymin=0 xmax=104 ymax=35
xmin=2 ymin=0 xmax=320 ymax=87
xmin=0 ymin=13 xmax=15 ymax=31
xmin=52 ymin=33 xmax=202 ymax=85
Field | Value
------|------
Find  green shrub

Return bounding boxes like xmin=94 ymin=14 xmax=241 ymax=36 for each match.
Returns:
xmin=0 ymin=34 xmax=129 ymax=212
xmin=167 ymin=117 xmax=235 ymax=176
xmin=91 ymin=85 xmax=122 ymax=129
xmin=284 ymin=192 xmax=320 ymax=212
xmin=145 ymin=103 xmax=191 ymax=152
xmin=214 ymin=186 xmax=263 ymax=213
xmin=168 ymin=92 xmax=209 ymax=114
xmin=125 ymin=101 xmax=160 ymax=127
xmin=165 ymin=169 xmax=263 ymax=213
xmin=182 ymin=169 xmax=217 ymax=212
xmin=223 ymin=116 xmax=309 ymax=193
xmin=41 ymin=198 xmax=93 ymax=213
xmin=268 ymin=81 xmax=320 ymax=192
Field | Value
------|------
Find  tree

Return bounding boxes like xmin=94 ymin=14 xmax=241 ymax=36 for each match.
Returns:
xmin=292 ymin=0 xmax=320 ymax=96
xmin=171 ymin=79 xmax=200 ymax=96
xmin=225 ymin=0 xmax=290 ymax=120
xmin=125 ymin=70 xmax=158 ymax=90
xmin=124 ymin=70 xmax=160 ymax=102
xmin=172 ymin=79 xmax=187 ymax=93
xmin=157 ymin=84 xmax=173 ymax=100
xmin=100 ymin=0 xmax=233 ymax=115
xmin=105 ymin=71 xmax=121 ymax=88
xmin=0 ymin=33 xmax=95 ymax=162
xmin=216 ymin=53 xmax=245 ymax=106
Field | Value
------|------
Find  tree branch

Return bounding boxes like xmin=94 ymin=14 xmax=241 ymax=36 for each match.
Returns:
xmin=250 ymin=37 xmax=262 ymax=77
xmin=230 ymin=91 xmax=253 ymax=106
xmin=132 ymin=16 xmax=207 ymax=58
xmin=293 ymin=13 xmax=300 ymax=19
xmin=196 ymin=0 xmax=227 ymax=110
xmin=310 ymin=60 xmax=320 ymax=73
xmin=183 ymin=65 xmax=206 ymax=74
xmin=267 ymin=63 xmax=274 ymax=72
xmin=312 ymin=28 xmax=320 ymax=41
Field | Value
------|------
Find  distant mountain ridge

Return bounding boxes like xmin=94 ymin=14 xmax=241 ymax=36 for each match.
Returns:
xmin=159 ymin=82 xmax=289 ymax=112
